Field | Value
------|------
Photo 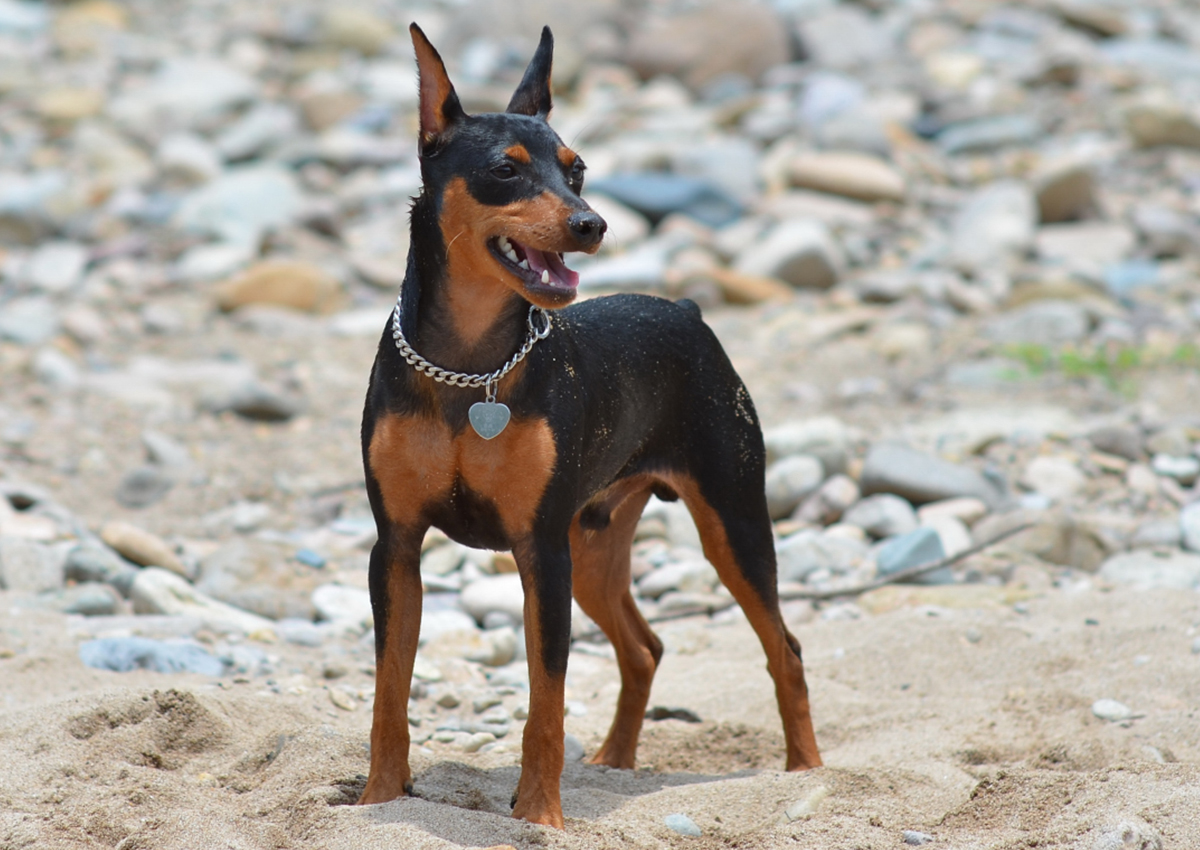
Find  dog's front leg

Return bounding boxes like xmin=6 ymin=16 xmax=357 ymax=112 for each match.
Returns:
xmin=359 ymin=524 xmax=426 ymax=805
xmin=510 ymin=534 xmax=573 ymax=828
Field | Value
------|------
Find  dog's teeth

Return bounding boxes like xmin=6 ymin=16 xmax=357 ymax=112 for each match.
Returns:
xmin=519 ymin=259 xmax=529 ymax=269
xmin=498 ymin=237 xmax=510 ymax=251
xmin=541 ymin=270 xmax=550 ymax=284
xmin=506 ymin=249 xmax=519 ymax=262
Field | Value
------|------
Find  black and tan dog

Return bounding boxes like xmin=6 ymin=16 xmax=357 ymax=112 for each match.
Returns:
xmin=358 ymin=24 xmax=822 ymax=827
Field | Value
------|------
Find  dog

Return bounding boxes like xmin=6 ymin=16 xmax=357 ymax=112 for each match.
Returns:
xmin=357 ymin=23 xmax=822 ymax=828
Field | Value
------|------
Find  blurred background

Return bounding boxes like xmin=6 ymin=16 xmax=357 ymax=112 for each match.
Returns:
xmin=1 ymin=0 xmax=1200 ymax=673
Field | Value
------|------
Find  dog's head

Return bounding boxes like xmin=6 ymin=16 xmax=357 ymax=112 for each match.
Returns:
xmin=411 ymin=24 xmax=605 ymax=309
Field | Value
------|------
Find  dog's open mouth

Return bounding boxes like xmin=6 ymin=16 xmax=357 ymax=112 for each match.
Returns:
xmin=490 ymin=236 xmax=580 ymax=292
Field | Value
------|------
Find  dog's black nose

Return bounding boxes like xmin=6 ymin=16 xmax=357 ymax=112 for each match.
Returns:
xmin=568 ymin=210 xmax=606 ymax=247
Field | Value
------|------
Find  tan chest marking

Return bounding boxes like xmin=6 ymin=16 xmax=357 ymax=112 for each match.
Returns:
xmin=369 ymin=413 xmax=558 ymax=538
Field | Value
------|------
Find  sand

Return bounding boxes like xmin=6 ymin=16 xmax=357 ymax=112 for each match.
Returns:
xmin=1 ymin=580 xmax=1197 ymax=849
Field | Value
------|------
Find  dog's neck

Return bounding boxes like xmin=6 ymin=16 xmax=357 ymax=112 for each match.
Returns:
xmin=400 ymin=191 xmax=530 ymax=375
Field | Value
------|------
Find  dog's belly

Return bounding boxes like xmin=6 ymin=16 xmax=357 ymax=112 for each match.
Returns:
xmin=368 ymin=411 xmax=557 ymax=543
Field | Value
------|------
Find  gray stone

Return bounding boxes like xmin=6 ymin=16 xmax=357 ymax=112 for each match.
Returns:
xmin=875 ymin=527 xmax=951 ymax=585
xmin=274 ymin=618 xmax=328 ymax=647
xmin=461 ymin=574 xmax=525 ymax=626
xmin=763 ymin=417 xmax=849 ymax=473
xmin=0 ymin=537 xmax=63 ymax=592
xmin=1132 ymin=204 xmax=1198 ymax=257
xmin=215 ymin=383 xmax=302 ymax=422
xmin=1181 ymin=502 xmax=1200 ymax=553
xmin=173 ymin=165 xmax=303 ymax=247
xmin=109 ymin=57 xmax=259 ymax=134
xmin=642 ymin=497 xmax=703 ymax=550
xmin=1151 ymin=454 xmax=1199 ymax=486
xmin=1129 ymin=519 xmax=1181 ymax=550
xmin=1036 ymin=222 xmax=1136 ymax=273
xmin=861 ymin=443 xmax=1006 ymax=508
xmin=172 ymin=242 xmax=253 ymax=283
xmin=663 ymin=813 xmax=702 ymax=837
xmin=32 ymin=348 xmax=81 ymax=389
xmin=38 ymin=583 xmax=121 ymax=616
xmin=795 ymin=474 xmax=860 ymax=526
xmin=215 ymin=102 xmax=299 ymax=161
xmin=734 ymin=219 xmax=844 ymax=289
xmin=798 ymin=7 xmax=895 ymax=70
xmin=79 ymin=637 xmax=226 ymax=676
xmin=786 ymin=151 xmax=905 ymax=203
xmin=843 ymin=494 xmax=918 ymax=539
xmin=0 ymin=297 xmax=59 ymax=346
xmin=764 ymin=454 xmax=825 ymax=520
xmin=589 ymin=174 xmax=742 ymax=228
xmin=1098 ymin=550 xmax=1200 ymax=590
xmin=131 ymin=568 xmax=275 ymax=634
xmin=776 ymin=529 xmax=869 ymax=583
xmin=197 ymin=539 xmax=321 ymax=621
xmin=1087 ymin=426 xmax=1143 ymax=462
xmin=1021 ymin=456 xmax=1087 ymax=502
xmin=938 ymin=115 xmax=1042 ymax=155
xmin=1124 ymin=103 xmax=1200 ymax=149
xmin=637 ymin=558 xmax=718 ymax=599
xmin=985 ymin=300 xmax=1090 ymax=347
xmin=903 ymin=832 xmax=935 ymax=847
xmin=973 ymin=509 xmax=1110 ymax=572
xmin=115 ymin=465 xmax=175 ymax=509
xmin=156 ymin=133 xmax=223 ymax=184
xmin=24 ymin=241 xmax=89 ymax=293
xmin=564 ymin=733 xmax=585 ymax=764
xmin=64 ymin=543 xmax=138 ymax=595
xmin=1144 ymin=427 xmax=1192 ymax=458
xmin=142 ymin=430 xmax=192 ymax=470
xmin=948 ymin=181 xmax=1037 ymax=273
xmin=1091 ymin=821 xmax=1162 ymax=850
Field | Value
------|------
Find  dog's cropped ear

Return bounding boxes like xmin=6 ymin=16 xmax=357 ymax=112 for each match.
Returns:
xmin=506 ymin=26 xmax=553 ymax=118
xmin=411 ymin=23 xmax=466 ymax=154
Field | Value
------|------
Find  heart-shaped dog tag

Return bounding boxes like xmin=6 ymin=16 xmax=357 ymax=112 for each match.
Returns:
xmin=468 ymin=401 xmax=511 ymax=440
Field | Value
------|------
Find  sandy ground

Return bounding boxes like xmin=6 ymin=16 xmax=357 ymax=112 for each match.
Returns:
xmin=2 ymin=579 xmax=1197 ymax=850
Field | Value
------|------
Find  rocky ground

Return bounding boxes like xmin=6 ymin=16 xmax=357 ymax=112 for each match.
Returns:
xmin=2 ymin=0 xmax=1200 ymax=848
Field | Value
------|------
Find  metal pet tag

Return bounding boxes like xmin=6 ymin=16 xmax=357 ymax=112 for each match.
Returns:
xmin=469 ymin=401 xmax=511 ymax=440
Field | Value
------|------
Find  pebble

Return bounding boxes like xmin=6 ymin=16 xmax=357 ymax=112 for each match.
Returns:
xmin=903 ymin=831 xmax=935 ymax=846
xmin=985 ymin=300 xmax=1090 ymax=347
xmin=24 ymin=241 xmax=89 ymax=293
xmin=564 ymin=733 xmax=585 ymax=763
xmin=1181 ymin=503 xmax=1200 ymax=553
xmin=173 ymin=165 xmax=302 ymax=246
xmin=776 ymin=529 xmax=869 ymax=583
xmin=1021 ymin=456 xmax=1087 ymax=502
xmin=1091 ymin=699 xmax=1132 ymax=722
xmin=215 ymin=260 xmax=342 ymax=314
xmin=64 ymin=543 xmax=137 ymax=595
xmin=916 ymin=498 xmax=989 ymax=528
xmin=637 ymin=558 xmax=718 ymax=600
xmin=100 ymin=521 xmax=189 ymax=579
xmin=947 ymin=181 xmax=1037 ymax=273
xmin=734 ymin=219 xmax=844 ymax=289
xmin=786 ymin=152 xmax=905 ymax=203
xmin=1097 ymin=550 xmax=1200 ymax=590
xmin=78 ymin=637 xmax=225 ymax=676
xmin=875 ymin=527 xmax=951 ymax=585
xmin=861 ymin=444 xmax=1005 ymax=508
xmin=1087 ymin=426 xmax=1143 ymax=462
xmin=460 ymin=574 xmax=525 ymax=627
xmin=843 ymin=494 xmax=918 ymax=539
xmin=131 ymin=568 xmax=275 ymax=636
xmin=0 ymin=297 xmax=60 ymax=346
xmin=663 ymin=813 xmax=702 ymax=837
xmin=764 ymin=454 xmax=825 ymax=520
xmin=197 ymin=538 xmax=319 ymax=621
xmin=1151 ymin=454 xmax=1200 ymax=486
xmin=589 ymin=174 xmax=742 ymax=228
xmin=157 ymin=133 xmax=223 ymax=185
xmin=763 ymin=417 xmax=849 ymax=473
xmin=38 ymin=583 xmax=121 ymax=616
xmin=795 ymin=474 xmax=860 ymax=526
xmin=1091 ymin=821 xmax=1162 ymax=850
xmin=0 ymin=537 xmax=63 ymax=593
xmin=312 ymin=584 xmax=373 ymax=628
xmin=115 ymin=465 xmax=175 ymax=509
xmin=784 ymin=785 xmax=829 ymax=821
xmin=328 ymin=688 xmax=357 ymax=712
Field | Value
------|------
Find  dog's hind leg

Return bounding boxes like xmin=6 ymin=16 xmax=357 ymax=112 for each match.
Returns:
xmin=570 ymin=483 xmax=661 ymax=769
xmin=664 ymin=471 xmax=823 ymax=771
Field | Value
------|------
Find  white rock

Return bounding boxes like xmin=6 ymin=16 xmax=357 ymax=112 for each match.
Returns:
xmin=215 ymin=102 xmax=300 ymax=160
xmin=172 ymin=242 xmax=254 ymax=283
xmin=642 ymin=497 xmax=703 ymax=550
xmin=921 ymin=515 xmax=972 ymax=558
xmin=173 ymin=165 xmax=303 ymax=247
xmin=1098 ymin=550 xmax=1200 ymax=590
xmin=842 ymin=494 xmax=918 ymax=538
xmin=109 ymin=57 xmax=260 ymax=135
xmin=1151 ymin=454 xmax=1200 ymax=486
xmin=157 ymin=133 xmax=223 ymax=185
xmin=24 ymin=241 xmax=89 ymax=293
xmin=420 ymin=610 xmax=479 ymax=645
xmin=0 ymin=536 xmax=62 ymax=593
xmin=734 ymin=219 xmax=844 ymax=289
xmin=948 ymin=181 xmax=1037 ymax=273
xmin=131 ymin=568 xmax=274 ymax=635
xmin=1181 ymin=502 xmax=1200 ymax=553
xmin=776 ymin=529 xmax=869 ymax=582
xmin=1021 ymin=456 xmax=1087 ymax=502
xmin=795 ymin=474 xmax=860 ymax=525
xmin=460 ymin=573 xmax=524 ymax=626
xmin=1091 ymin=698 xmax=1132 ymax=722
xmin=763 ymin=416 xmax=849 ymax=471
xmin=787 ymin=151 xmax=906 ymax=202
xmin=916 ymin=497 xmax=989 ymax=527
xmin=1036 ymin=222 xmax=1136 ymax=275
xmin=312 ymin=583 xmax=373 ymax=627
xmin=584 ymin=192 xmax=650 ymax=251
xmin=637 ymin=558 xmax=718 ymax=599
xmin=764 ymin=454 xmax=825 ymax=519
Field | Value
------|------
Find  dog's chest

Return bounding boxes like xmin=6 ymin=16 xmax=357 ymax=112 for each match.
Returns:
xmin=367 ymin=412 xmax=557 ymax=540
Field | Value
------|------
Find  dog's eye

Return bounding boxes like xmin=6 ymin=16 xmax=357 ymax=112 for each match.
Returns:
xmin=569 ymin=160 xmax=586 ymax=186
xmin=491 ymin=164 xmax=517 ymax=179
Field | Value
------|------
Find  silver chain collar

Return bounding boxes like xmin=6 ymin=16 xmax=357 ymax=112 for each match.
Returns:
xmin=391 ymin=296 xmax=552 ymax=402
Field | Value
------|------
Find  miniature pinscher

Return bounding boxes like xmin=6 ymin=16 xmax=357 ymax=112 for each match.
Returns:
xmin=358 ymin=23 xmax=822 ymax=827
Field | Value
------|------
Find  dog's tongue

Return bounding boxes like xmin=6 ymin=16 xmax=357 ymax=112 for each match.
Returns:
xmin=523 ymin=246 xmax=579 ymax=290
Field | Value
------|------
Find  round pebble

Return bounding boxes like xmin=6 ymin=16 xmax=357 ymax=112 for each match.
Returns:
xmin=664 ymin=814 xmax=702 ymax=837
xmin=1091 ymin=699 xmax=1132 ymax=722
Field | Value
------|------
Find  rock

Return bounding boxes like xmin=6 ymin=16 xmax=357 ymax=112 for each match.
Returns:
xmin=215 ymin=260 xmax=342 ymax=314
xmin=783 ymin=785 xmax=829 ymax=821
xmin=776 ymin=529 xmax=869 ymax=582
xmin=763 ymin=417 xmax=849 ymax=473
xmin=663 ymin=813 xmax=702 ymax=837
xmin=564 ymin=733 xmax=585 ymax=763
xmin=100 ymin=521 xmax=189 ymax=579
xmin=0 ymin=537 xmax=62 ymax=592
xmin=637 ymin=558 xmax=718 ymax=600
xmin=276 ymin=618 xmax=328 ymax=647
xmin=795 ymin=474 xmax=860 ymax=526
xmin=948 ymin=181 xmax=1037 ymax=273
xmin=0 ymin=297 xmax=60 ymax=345
xmin=1034 ymin=161 xmax=1096 ymax=223
xmin=624 ymin=2 xmax=789 ymax=91
xmin=1132 ymin=204 xmax=1197 ymax=257
xmin=78 ymin=637 xmax=226 ymax=676
xmin=764 ymin=455 xmax=825 ymax=520
xmin=1125 ymin=103 xmax=1200 ymax=149
xmin=1181 ymin=503 xmax=1200 ymax=553
xmin=312 ymin=584 xmax=372 ymax=628
xmin=985 ymin=300 xmax=1090 ymax=347
xmin=861 ymin=443 xmax=1005 ymax=508
xmin=1091 ymin=821 xmax=1162 ymax=850
xmin=1091 ymin=698 xmax=1132 ymax=722
xmin=786 ymin=152 xmax=905 ymax=203
xmin=923 ymin=515 xmax=973 ymax=558
xmin=1151 ymin=454 xmax=1200 ymax=486
xmin=1144 ymin=427 xmax=1191 ymax=458
xmin=733 ymin=219 xmax=844 ymax=289
xmin=589 ymin=174 xmax=742 ymax=228
xmin=321 ymin=8 xmax=394 ymax=56
xmin=64 ymin=543 xmax=138 ymax=595
xmin=115 ymin=465 xmax=175 ymax=509
xmin=38 ymin=583 xmax=121 ymax=616
xmin=1130 ymin=519 xmax=1182 ymax=549
xmin=215 ymin=102 xmax=299 ymax=161
xmin=1021 ymin=456 xmax=1087 ymax=502
xmin=974 ymin=509 xmax=1110 ymax=572
xmin=215 ymin=383 xmax=302 ymax=423
xmin=1036 ymin=222 xmax=1136 ymax=272
xmin=173 ymin=165 xmax=303 ymax=246
xmin=142 ymin=430 xmax=192 ymax=470
xmin=197 ymin=539 xmax=320 ymax=621
xmin=157 ymin=133 xmax=223 ymax=185
xmin=109 ymin=57 xmax=259 ymax=134
xmin=642 ymin=497 xmax=703 ymax=550
xmin=843 ymin=495 xmax=918 ymax=539
xmin=130 ymin=568 xmax=275 ymax=635
xmin=938 ymin=115 xmax=1042 ymax=155
xmin=584 ymin=193 xmax=650 ymax=250
xmin=1098 ymin=550 xmax=1200 ymax=590
xmin=32 ymin=348 xmax=81 ymax=389
xmin=875 ymin=527 xmax=951 ymax=585
xmin=461 ymin=574 xmax=525 ymax=626
xmin=24 ymin=241 xmax=89 ymax=293
xmin=917 ymin=498 xmax=989 ymax=527
xmin=419 ymin=610 xmax=478 ymax=645
xmin=903 ymin=832 xmax=935 ymax=846
xmin=798 ymin=6 xmax=894 ymax=71
xmin=1087 ymin=426 xmax=1143 ymax=462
